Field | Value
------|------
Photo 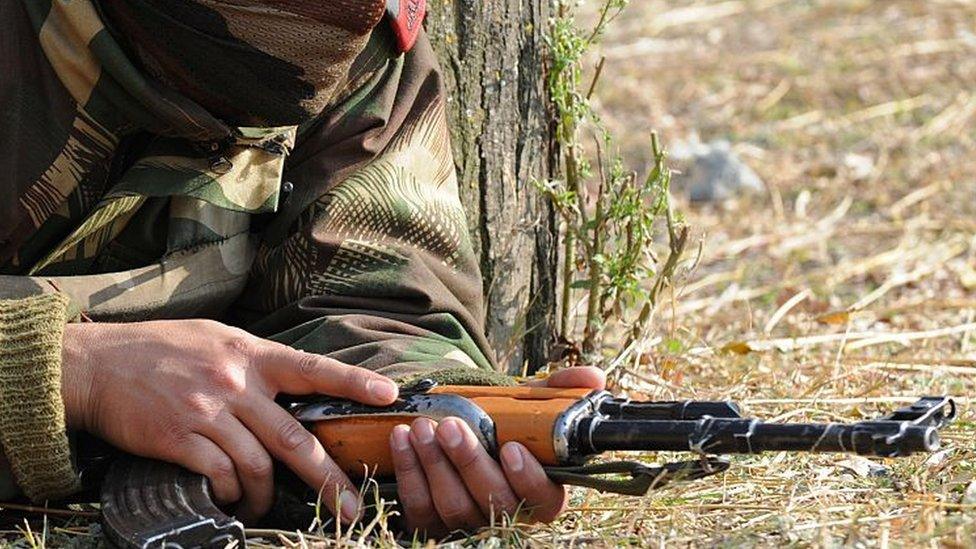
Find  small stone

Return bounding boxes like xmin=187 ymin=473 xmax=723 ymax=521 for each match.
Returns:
xmin=965 ymin=480 xmax=976 ymax=504
xmin=837 ymin=456 xmax=889 ymax=477
xmin=671 ymin=139 xmax=765 ymax=202
xmin=924 ymin=449 xmax=951 ymax=468
xmin=843 ymin=153 xmax=875 ymax=181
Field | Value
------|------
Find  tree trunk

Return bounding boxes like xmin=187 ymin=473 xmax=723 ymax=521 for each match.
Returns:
xmin=426 ymin=0 xmax=557 ymax=374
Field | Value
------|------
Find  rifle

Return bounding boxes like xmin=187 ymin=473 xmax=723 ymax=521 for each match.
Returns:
xmin=100 ymin=383 xmax=956 ymax=548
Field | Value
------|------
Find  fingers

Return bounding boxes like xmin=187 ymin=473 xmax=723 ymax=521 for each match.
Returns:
xmin=435 ymin=418 xmax=520 ymax=520
xmin=408 ymin=418 xmax=485 ymax=531
xmin=526 ymin=366 xmax=606 ymax=390
xmin=256 ymin=342 xmax=398 ymax=405
xmin=500 ymin=442 xmax=568 ymax=523
xmin=390 ymin=425 xmax=446 ymax=537
xmin=237 ymin=397 xmax=360 ymax=524
xmin=171 ymin=434 xmax=242 ymax=505
xmin=199 ymin=414 xmax=275 ymax=523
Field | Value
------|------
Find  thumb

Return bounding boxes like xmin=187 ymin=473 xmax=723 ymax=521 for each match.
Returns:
xmin=525 ymin=367 xmax=606 ymax=389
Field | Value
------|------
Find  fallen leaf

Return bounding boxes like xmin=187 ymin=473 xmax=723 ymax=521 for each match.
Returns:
xmin=722 ymin=341 xmax=753 ymax=355
xmin=806 ymin=164 xmax=838 ymax=178
xmin=816 ymin=310 xmax=851 ymax=325
xmin=658 ymin=356 xmax=684 ymax=383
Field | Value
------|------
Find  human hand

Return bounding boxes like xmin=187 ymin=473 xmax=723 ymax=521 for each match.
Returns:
xmin=60 ymin=319 xmax=398 ymax=523
xmin=388 ymin=366 xmax=606 ymax=537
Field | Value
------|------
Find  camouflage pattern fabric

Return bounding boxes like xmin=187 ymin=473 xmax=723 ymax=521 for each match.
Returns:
xmin=0 ymin=0 xmax=495 ymax=386
xmin=97 ymin=0 xmax=387 ymax=126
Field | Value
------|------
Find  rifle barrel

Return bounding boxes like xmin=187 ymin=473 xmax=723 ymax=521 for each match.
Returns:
xmin=578 ymin=417 xmax=940 ymax=457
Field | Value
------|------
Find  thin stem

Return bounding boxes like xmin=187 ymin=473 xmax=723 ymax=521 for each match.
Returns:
xmin=625 ymin=133 xmax=686 ymax=348
xmin=583 ymin=140 xmax=608 ymax=354
xmin=560 ymin=134 xmax=582 ymax=340
xmin=586 ymin=57 xmax=607 ymax=100
xmin=559 ymin=221 xmax=575 ymax=339
xmin=585 ymin=0 xmax=624 ymax=46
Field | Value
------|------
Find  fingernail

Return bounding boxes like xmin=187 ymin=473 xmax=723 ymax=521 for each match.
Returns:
xmin=391 ymin=425 xmax=411 ymax=451
xmin=502 ymin=443 xmax=524 ymax=473
xmin=367 ymin=378 xmax=398 ymax=402
xmin=339 ymin=490 xmax=360 ymax=522
xmin=412 ymin=418 xmax=436 ymax=444
xmin=437 ymin=418 xmax=463 ymax=449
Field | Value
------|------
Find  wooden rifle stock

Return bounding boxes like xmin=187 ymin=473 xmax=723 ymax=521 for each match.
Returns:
xmin=295 ymin=385 xmax=593 ymax=478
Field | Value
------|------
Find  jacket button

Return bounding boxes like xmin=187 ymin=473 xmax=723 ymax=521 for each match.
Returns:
xmin=210 ymin=157 xmax=233 ymax=174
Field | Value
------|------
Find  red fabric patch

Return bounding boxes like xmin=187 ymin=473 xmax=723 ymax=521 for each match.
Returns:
xmin=387 ymin=0 xmax=426 ymax=53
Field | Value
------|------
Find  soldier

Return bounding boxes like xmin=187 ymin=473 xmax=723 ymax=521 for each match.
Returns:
xmin=0 ymin=0 xmax=604 ymax=536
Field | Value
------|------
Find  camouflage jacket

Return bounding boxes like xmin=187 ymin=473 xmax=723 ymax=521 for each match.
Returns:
xmin=1 ymin=0 xmax=495 ymax=379
xmin=0 ymin=0 xmax=503 ymax=500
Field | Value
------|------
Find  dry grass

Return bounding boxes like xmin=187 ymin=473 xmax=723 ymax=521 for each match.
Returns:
xmin=4 ymin=0 xmax=975 ymax=547
xmin=556 ymin=0 xmax=976 ymax=545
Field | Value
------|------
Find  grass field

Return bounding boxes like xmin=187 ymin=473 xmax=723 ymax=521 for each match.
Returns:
xmin=3 ymin=0 xmax=975 ymax=547
xmin=564 ymin=0 xmax=975 ymax=545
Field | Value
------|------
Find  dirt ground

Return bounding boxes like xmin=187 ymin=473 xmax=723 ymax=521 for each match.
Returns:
xmin=3 ymin=1 xmax=974 ymax=547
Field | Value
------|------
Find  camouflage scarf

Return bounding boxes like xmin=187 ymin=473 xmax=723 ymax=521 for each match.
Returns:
xmin=97 ymin=0 xmax=386 ymax=127
xmin=3 ymin=0 xmax=381 ymax=314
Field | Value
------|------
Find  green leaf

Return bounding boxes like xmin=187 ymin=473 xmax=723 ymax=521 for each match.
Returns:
xmin=664 ymin=338 xmax=684 ymax=354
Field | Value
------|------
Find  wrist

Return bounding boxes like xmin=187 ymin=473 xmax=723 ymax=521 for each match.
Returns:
xmin=61 ymin=323 xmax=96 ymax=432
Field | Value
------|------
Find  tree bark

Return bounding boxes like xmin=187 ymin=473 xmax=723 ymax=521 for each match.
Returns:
xmin=426 ymin=0 xmax=557 ymax=374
